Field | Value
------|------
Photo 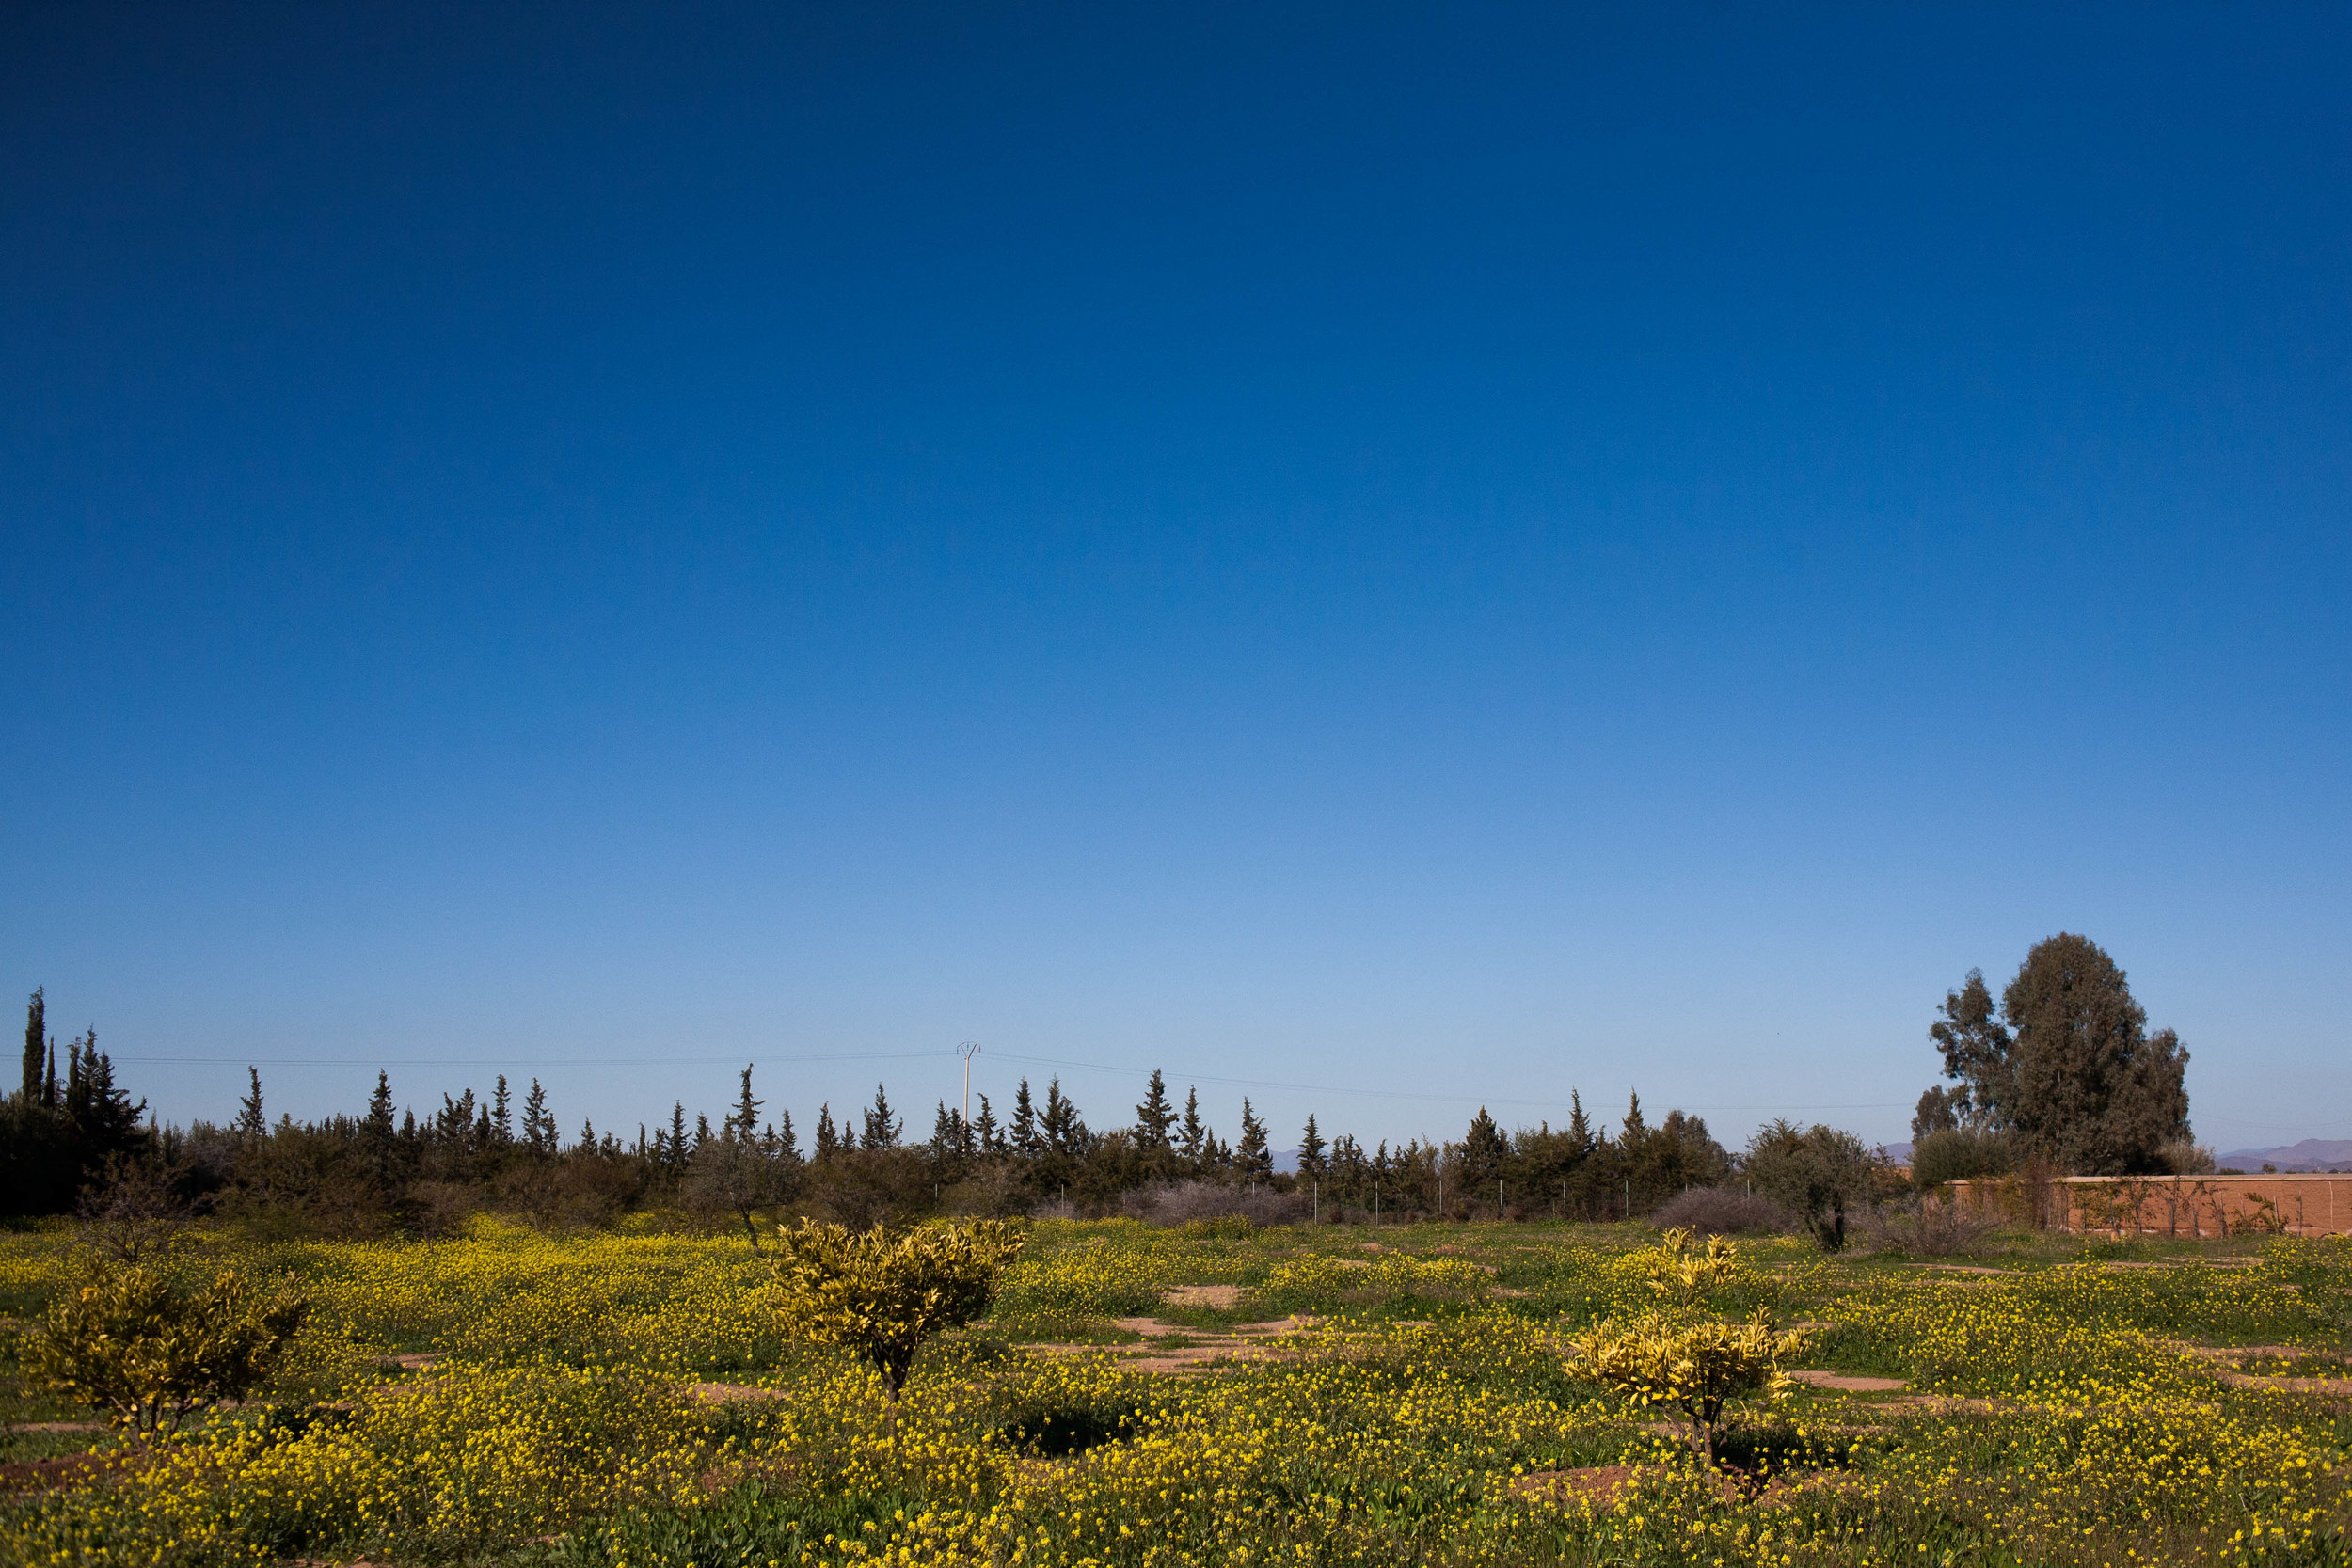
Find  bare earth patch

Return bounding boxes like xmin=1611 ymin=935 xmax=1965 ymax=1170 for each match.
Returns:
xmin=1788 ymin=1370 xmax=1910 ymax=1393
xmin=1162 ymin=1284 xmax=1244 ymax=1309
xmin=690 ymin=1382 xmax=787 ymax=1403
xmin=2216 ymin=1370 xmax=2352 ymax=1394
xmin=0 ymin=1450 xmax=135 ymax=1497
xmin=1023 ymin=1311 xmax=1329 ymax=1374
xmin=8 ymin=1420 xmax=108 ymax=1433
xmin=2177 ymin=1343 xmax=2352 ymax=1392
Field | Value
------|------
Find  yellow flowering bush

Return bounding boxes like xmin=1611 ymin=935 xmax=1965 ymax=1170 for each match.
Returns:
xmin=770 ymin=1218 xmax=1026 ymax=1412
xmin=27 ymin=1260 xmax=307 ymax=1436
xmin=1572 ymin=1310 xmax=1804 ymax=1462
xmin=1637 ymin=1227 xmax=1746 ymax=1304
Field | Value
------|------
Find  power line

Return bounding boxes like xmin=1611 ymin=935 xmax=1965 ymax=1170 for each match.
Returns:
xmin=973 ymin=1050 xmax=1908 ymax=1116
xmin=114 ymin=1045 xmax=1912 ymax=1117
xmin=112 ymin=1051 xmax=948 ymax=1069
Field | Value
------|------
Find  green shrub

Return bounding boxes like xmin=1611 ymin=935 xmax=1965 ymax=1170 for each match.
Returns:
xmin=1911 ymin=1126 xmax=2020 ymax=1190
xmin=27 ymin=1259 xmax=307 ymax=1435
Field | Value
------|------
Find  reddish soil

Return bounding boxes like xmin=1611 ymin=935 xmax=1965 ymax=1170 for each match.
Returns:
xmin=691 ymin=1382 xmax=787 ymax=1402
xmin=0 ymin=1449 xmax=135 ymax=1496
xmin=1161 ymin=1285 xmax=1243 ymax=1308
xmin=1788 ymin=1370 xmax=1910 ymax=1392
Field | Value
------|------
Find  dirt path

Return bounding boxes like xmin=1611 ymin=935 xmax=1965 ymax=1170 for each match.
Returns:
xmin=1022 ymin=1291 xmax=1331 ymax=1374
xmin=1787 ymin=1370 xmax=1909 ymax=1392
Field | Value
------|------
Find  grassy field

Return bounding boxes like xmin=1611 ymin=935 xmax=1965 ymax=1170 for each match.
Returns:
xmin=2 ymin=1214 xmax=2348 ymax=1566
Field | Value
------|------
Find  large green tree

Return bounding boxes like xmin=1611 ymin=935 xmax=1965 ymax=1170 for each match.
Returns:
xmin=1919 ymin=933 xmax=2189 ymax=1175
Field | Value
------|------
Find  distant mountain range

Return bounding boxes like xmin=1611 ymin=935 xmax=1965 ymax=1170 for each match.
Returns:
xmin=1280 ymin=1139 xmax=2352 ymax=1176
xmin=1877 ymin=1138 xmax=2352 ymax=1172
xmin=2215 ymin=1139 xmax=2352 ymax=1172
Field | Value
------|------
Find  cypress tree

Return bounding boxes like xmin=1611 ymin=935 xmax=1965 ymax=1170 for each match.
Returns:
xmin=860 ymin=1084 xmax=900 ymax=1149
xmin=1298 ymin=1113 xmax=1327 ymax=1177
xmin=236 ymin=1068 xmax=266 ymax=1140
xmin=62 ymin=1036 xmax=87 ymax=1130
xmin=1236 ymin=1099 xmax=1271 ymax=1180
xmin=929 ymin=1101 xmax=966 ymax=1174
xmin=21 ymin=988 xmax=43 ymax=1103
xmin=1134 ymin=1069 xmax=1176 ymax=1150
xmin=1565 ymin=1090 xmax=1594 ymax=1160
xmin=365 ymin=1072 xmax=395 ymax=1138
xmin=733 ymin=1064 xmax=764 ymax=1143
xmin=74 ymin=1044 xmax=147 ymax=1164
xmin=1458 ymin=1106 xmax=1508 ymax=1191
xmin=1041 ymin=1079 xmax=1086 ymax=1156
xmin=1179 ymin=1086 xmax=1205 ymax=1165
xmin=1010 ymin=1080 xmax=1039 ymax=1154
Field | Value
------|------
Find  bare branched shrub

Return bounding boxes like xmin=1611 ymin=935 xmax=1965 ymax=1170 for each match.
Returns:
xmin=2157 ymin=1139 xmax=2217 ymax=1176
xmin=1648 ymin=1185 xmax=1794 ymax=1237
xmin=1124 ymin=1180 xmax=1307 ymax=1227
xmin=74 ymin=1155 xmax=196 ymax=1264
xmin=1857 ymin=1200 xmax=1999 ymax=1258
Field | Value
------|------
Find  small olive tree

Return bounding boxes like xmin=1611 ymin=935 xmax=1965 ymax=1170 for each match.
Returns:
xmin=30 ymin=1261 xmax=308 ymax=1437
xmin=1637 ymin=1227 xmax=1745 ymax=1305
xmin=1574 ymin=1229 xmax=1804 ymax=1464
xmin=1572 ymin=1309 xmax=1806 ymax=1464
xmin=769 ymin=1217 xmax=1025 ymax=1427
xmin=1741 ymin=1120 xmax=1879 ymax=1251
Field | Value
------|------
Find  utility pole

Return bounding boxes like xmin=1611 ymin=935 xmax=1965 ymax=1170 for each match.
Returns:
xmin=958 ymin=1040 xmax=981 ymax=1127
xmin=1498 ymin=1179 xmax=1504 ymax=1222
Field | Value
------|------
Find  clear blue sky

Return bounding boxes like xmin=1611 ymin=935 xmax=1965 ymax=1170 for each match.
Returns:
xmin=5 ymin=3 xmax=2346 ymax=1155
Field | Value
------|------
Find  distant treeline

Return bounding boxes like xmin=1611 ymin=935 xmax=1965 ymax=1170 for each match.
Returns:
xmin=4 ymin=991 xmax=1734 ymax=1235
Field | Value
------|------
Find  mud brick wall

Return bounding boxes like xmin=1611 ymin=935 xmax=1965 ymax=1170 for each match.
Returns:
xmin=1947 ymin=1173 xmax=2352 ymax=1238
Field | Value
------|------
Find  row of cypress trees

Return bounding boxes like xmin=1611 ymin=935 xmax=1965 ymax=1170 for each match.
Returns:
xmin=2 ymin=989 xmax=1732 ymax=1229
xmin=4 ymin=988 xmax=153 ymax=1214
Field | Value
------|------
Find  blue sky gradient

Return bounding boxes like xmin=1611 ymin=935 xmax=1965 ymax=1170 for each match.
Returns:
xmin=4 ymin=2 xmax=2346 ymax=1152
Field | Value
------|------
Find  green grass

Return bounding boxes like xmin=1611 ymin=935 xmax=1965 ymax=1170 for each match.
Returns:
xmin=1 ymin=1218 xmax=2346 ymax=1566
